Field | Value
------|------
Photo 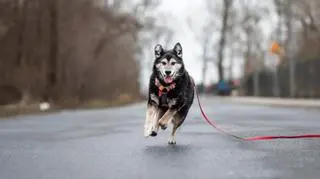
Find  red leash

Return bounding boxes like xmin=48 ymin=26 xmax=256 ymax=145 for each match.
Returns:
xmin=194 ymin=89 xmax=320 ymax=141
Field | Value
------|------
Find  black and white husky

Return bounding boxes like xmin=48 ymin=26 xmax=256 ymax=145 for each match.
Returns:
xmin=144 ymin=42 xmax=195 ymax=144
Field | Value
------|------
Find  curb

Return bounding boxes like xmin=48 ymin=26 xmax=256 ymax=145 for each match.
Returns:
xmin=203 ymin=96 xmax=320 ymax=108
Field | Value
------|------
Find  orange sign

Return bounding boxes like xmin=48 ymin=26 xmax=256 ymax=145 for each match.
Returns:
xmin=270 ymin=41 xmax=284 ymax=56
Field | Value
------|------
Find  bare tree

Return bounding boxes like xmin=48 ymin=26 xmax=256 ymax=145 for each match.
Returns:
xmin=188 ymin=0 xmax=235 ymax=85
xmin=187 ymin=15 xmax=217 ymax=85
xmin=216 ymin=0 xmax=233 ymax=81
xmin=239 ymin=1 xmax=266 ymax=96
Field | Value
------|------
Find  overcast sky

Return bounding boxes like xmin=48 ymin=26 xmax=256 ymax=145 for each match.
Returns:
xmin=139 ymin=0 xmax=277 ymax=91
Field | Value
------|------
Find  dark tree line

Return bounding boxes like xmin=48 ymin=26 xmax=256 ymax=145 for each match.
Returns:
xmin=0 ymin=0 xmax=144 ymax=106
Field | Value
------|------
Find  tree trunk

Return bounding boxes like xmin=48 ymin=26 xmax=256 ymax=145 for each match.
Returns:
xmin=201 ymin=38 xmax=209 ymax=85
xmin=202 ymin=57 xmax=208 ymax=85
xmin=284 ymin=2 xmax=296 ymax=97
xmin=217 ymin=0 xmax=232 ymax=81
xmin=45 ymin=0 xmax=59 ymax=101
xmin=16 ymin=2 xmax=26 ymax=67
xmin=16 ymin=1 xmax=31 ymax=104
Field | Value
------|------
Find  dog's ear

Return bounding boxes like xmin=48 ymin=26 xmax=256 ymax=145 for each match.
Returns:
xmin=173 ymin=42 xmax=182 ymax=58
xmin=154 ymin=44 xmax=164 ymax=58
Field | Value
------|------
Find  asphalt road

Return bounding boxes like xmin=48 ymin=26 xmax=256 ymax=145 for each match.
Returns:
xmin=1 ymin=97 xmax=320 ymax=179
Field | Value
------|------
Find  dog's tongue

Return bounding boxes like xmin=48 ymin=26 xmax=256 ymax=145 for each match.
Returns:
xmin=164 ymin=76 xmax=173 ymax=83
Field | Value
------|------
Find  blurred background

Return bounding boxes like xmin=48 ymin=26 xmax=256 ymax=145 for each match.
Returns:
xmin=0 ymin=0 xmax=319 ymax=112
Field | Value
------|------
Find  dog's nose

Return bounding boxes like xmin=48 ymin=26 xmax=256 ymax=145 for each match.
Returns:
xmin=165 ymin=71 xmax=171 ymax=76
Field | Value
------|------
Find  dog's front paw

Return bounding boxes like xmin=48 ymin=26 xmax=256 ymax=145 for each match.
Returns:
xmin=158 ymin=121 xmax=167 ymax=130
xmin=144 ymin=125 xmax=158 ymax=137
xmin=150 ymin=131 xmax=157 ymax=137
xmin=144 ymin=130 xmax=158 ymax=138
xmin=168 ymin=136 xmax=176 ymax=145
xmin=144 ymin=105 xmax=160 ymax=138
xmin=144 ymin=126 xmax=151 ymax=138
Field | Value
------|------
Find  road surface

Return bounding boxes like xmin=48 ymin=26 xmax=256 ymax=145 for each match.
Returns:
xmin=1 ymin=97 xmax=320 ymax=179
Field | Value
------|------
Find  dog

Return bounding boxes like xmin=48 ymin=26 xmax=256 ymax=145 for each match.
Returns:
xmin=144 ymin=42 xmax=195 ymax=144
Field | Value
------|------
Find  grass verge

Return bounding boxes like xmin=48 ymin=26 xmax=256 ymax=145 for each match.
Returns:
xmin=0 ymin=94 xmax=144 ymax=119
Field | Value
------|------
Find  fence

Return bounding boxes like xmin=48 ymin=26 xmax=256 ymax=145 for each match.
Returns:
xmin=242 ymin=59 xmax=320 ymax=98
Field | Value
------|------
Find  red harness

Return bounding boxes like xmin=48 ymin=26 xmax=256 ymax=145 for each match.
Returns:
xmin=155 ymin=78 xmax=176 ymax=97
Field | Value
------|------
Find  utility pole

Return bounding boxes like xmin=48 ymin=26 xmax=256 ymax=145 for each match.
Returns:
xmin=253 ymin=63 xmax=259 ymax=96
xmin=272 ymin=58 xmax=280 ymax=97
xmin=252 ymin=17 xmax=261 ymax=97
xmin=253 ymin=51 xmax=264 ymax=97
xmin=273 ymin=1 xmax=283 ymax=98
xmin=286 ymin=3 xmax=296 ymax=98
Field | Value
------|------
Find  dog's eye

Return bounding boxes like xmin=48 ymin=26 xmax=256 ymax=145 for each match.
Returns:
xmin=161 ymin=61 xmax=166 ymax=65
xmin=171 ymin=62 xmax=176 ymax=65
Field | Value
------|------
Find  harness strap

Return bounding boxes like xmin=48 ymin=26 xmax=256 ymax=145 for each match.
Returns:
xmin=155 ymin=78 xmax=176 ymax=97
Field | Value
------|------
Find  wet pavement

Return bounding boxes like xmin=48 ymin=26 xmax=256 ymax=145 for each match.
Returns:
xmin=1 ymin=97 xmax=320 ymax=179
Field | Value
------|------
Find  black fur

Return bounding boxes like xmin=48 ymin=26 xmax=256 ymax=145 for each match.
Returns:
xmin=145 ymin=42 xmax=195 ymax=143
xmin=148 ymin=70 xmax=194 ymax=118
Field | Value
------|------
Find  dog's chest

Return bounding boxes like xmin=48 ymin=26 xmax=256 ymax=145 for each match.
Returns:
xmin=151 ymin=93 xmax=177 ymax=108
xmin=161 ymin=94 xmax=177 ymax=107
xmin=159 ymin=94 xmax=169 ymax=107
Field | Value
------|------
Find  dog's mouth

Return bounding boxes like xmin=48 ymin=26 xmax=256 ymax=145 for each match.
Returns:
xmin=164 ymin=76 xmax=173 ymax=83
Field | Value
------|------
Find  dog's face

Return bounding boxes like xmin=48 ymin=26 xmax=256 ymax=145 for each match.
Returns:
xmin=153 ymin=42 xmax=184 ymax=84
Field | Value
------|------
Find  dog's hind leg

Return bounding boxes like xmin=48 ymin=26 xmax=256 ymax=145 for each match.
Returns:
xmin=168 ymin=110 xmax=188 ymax=145
xmin=168 ymin=124 xmax=178 ymax=145
xmin=144 ymin=104 xmax=160 ymax=137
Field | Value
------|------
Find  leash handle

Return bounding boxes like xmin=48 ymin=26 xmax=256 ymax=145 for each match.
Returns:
xmin=194 ymin=87 xmax=320 ymax=141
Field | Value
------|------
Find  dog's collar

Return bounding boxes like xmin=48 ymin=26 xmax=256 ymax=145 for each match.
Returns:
xmin=155 ymin=78 xmax=176 ymax=97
